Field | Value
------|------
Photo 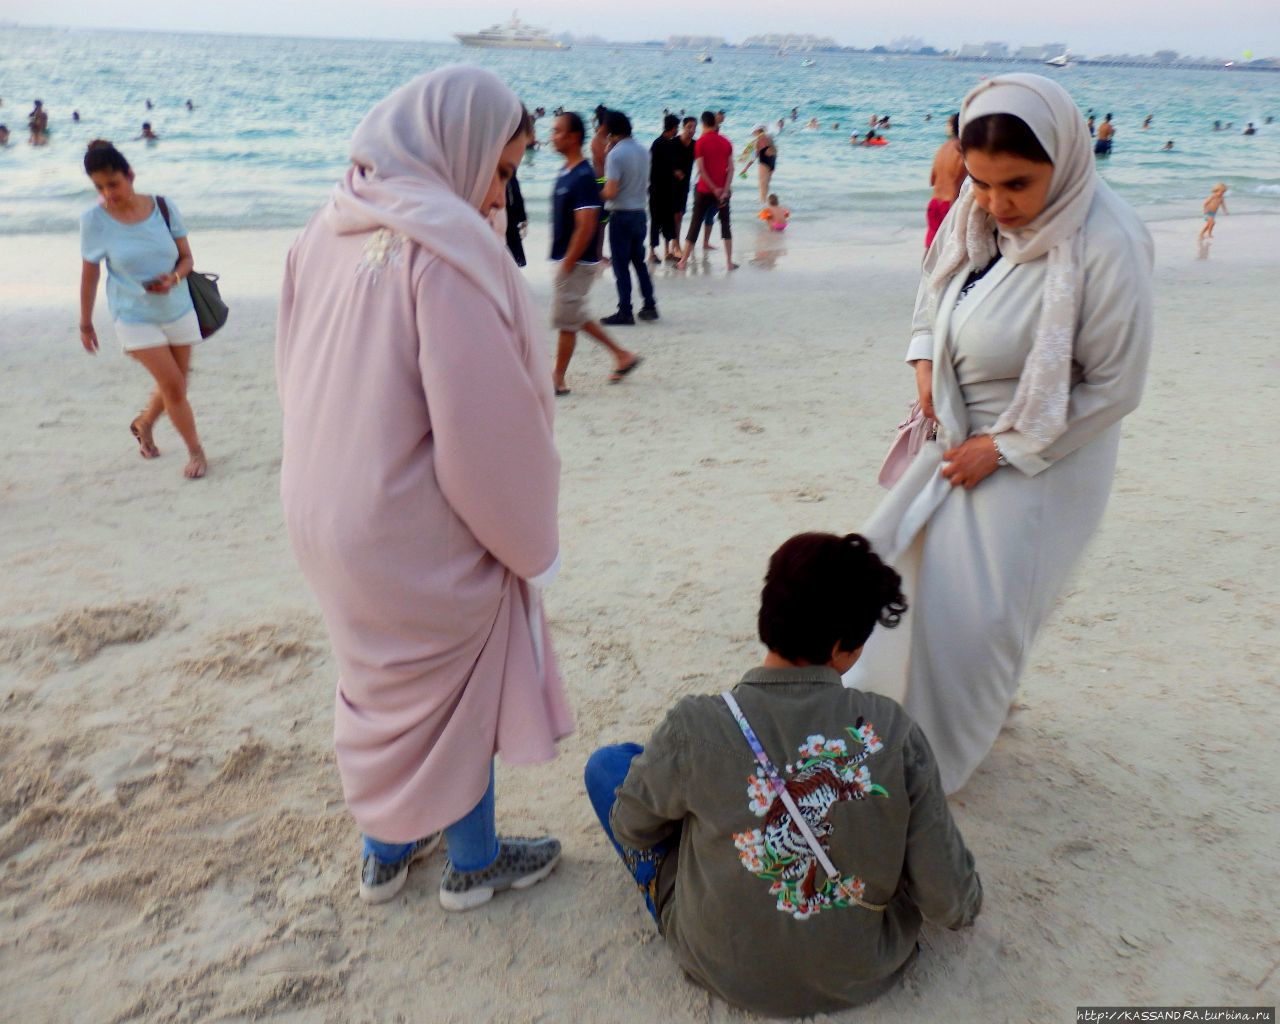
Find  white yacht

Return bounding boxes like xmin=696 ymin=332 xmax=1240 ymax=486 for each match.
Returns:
xmin=695 ymin=50 xmax=713 ymax=63
xmin=1044 ymin=52 xmax=1075 ymax=68
xmin=455 ymin=12 xmax=569 ymax=51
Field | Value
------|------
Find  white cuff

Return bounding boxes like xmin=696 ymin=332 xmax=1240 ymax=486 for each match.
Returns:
xmin=991 ymin=430 xmax=1052 ymax=477
xmin=526 ymin=551 xmax=561 ymax=590
xmin=906 ymin=332 xmax=934 ymax=364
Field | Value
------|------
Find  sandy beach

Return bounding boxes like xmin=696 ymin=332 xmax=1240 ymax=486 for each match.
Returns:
xmin=1 ymin=209 xmax=1277 ymax=1022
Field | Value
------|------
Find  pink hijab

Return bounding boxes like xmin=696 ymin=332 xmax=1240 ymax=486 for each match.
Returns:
xmin=326 ymin=66 xmax=538 ymax=341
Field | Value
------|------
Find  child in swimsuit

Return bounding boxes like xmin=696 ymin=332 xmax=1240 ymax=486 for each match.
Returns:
xmin=762 ymin=193 xmax=789 ymax=231
xmin=1198 ymin=183 xmax=1228 ymax=241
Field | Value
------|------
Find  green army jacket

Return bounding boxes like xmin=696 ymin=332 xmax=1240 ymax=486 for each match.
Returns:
xmin=611 ymin=666 xmax=983 ymax=1018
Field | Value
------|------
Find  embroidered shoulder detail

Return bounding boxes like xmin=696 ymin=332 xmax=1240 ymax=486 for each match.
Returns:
xmin=357 ymin=228 xmax=407 ymax=279
xmin=732 ymin=720 xmax=888 ymax=921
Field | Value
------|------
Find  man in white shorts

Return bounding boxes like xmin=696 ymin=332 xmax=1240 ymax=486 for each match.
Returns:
xmin=548 ymin=111 xmax=640 ymax=397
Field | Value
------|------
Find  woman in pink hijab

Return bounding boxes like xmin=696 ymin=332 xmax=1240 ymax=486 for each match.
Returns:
xmin=277 ymin=67 xmax=572 ymax=909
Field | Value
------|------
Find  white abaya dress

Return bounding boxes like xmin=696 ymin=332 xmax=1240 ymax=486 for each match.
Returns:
xmin=847 ymin=193 xmax=1153 ymax=793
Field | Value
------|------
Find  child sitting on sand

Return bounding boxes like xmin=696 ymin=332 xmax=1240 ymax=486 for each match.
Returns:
xmin=584 ymin=532 xmax=983 ymax=1018
xmin=1198 ymin=183 xmax=1228 ymax=241
xmin=762 ymin=193 xmax=789 ymax=231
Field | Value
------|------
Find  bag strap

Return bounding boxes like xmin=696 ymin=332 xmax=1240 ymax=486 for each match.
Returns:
xmin=155 ymin=195 xmax=172 ymax=232
xmin=721 ymin=692 xmax=840 ymax=880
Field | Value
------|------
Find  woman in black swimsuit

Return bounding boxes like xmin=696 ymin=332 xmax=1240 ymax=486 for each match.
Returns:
xmin=742 ymin=125 xmax=778 ymax=206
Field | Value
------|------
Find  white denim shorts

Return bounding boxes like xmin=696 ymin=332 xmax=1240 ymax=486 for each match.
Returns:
xmin=114 ymin=310 xmax=203 ymax=352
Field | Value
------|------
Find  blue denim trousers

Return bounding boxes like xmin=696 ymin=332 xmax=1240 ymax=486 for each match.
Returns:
xmin=607 ymin=210 xmax=656 ymax=313
xmin=363 ymin=762 xmax=498 ymax=871
xmin=584 ymin=743 xmax=678 ymax=922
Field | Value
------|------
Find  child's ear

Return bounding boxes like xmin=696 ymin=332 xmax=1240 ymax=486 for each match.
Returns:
xmin=828 ymin=643 xmax=864 ymax=674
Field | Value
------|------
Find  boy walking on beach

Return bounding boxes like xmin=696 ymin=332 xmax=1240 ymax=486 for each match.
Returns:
xmin=584 ymin=532 xmax=982 ymax=1017
xmin=678 ymin=111 xmax=738 ymax=271
xmin=1198 ymin=183 xmax=1228 ymax=241
xmin=549 ymin=112 xmax=640 ymax=396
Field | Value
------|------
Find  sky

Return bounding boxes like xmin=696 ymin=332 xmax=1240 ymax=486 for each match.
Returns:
xmin=1 ymin=0 xmax=1274 ymax=59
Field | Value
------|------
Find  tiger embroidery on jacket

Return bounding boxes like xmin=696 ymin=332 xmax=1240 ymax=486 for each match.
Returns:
xmin=732 ymin=718 xmax=888 ymax=920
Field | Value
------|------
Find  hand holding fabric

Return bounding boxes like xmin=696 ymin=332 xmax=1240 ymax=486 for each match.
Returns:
xmin=941 ymin=436 xmax=999 ymax=489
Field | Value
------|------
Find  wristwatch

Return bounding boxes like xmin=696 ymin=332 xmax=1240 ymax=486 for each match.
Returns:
xmin=992 ymin=436 xmax=1009 ymax=468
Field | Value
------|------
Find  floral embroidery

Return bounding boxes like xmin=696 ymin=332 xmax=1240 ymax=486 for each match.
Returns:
xmin=733 ymin=720 xmax=889 ymax=920
xmin=745 ymin=774 xmax=774 ymax=815
xmin=357 ymin=228 xmax=406 ymax=279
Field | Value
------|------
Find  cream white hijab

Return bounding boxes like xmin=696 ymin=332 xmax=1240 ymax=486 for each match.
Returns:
xmin=928 ymin=73 xmax=1098 ymax=451
xmin=326 ymin=66 xmax=536 ymax=338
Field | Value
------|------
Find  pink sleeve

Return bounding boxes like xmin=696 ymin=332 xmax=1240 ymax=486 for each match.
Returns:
xmin=275 ymin=243 xmax=298 ymax=405
xmin=416 ymin=262 xmax=561 ymax=580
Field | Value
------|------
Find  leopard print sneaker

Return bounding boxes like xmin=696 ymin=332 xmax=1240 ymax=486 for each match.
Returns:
xmin=438 ymin=835 xmax=561 ymax=912
xmin=358 ymin=832 xmax=442 ymax=904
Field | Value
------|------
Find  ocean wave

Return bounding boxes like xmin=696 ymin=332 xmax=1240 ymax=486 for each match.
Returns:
xmin=1255 ymin=184 xmax=1280 ymax=196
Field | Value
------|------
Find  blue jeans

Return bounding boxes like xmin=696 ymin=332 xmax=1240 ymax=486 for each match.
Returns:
xmin=363 ymin=762 xmax=498 ymax=871
xmin=607 ymin=210 xmax=655 ymax=314
xmin=584 ymin=743 xmax=677 ymax=922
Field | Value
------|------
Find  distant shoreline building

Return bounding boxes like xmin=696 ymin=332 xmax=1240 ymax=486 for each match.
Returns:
xmin=740 ymin=33 xmax=839 ymax=52
xmin=665 ymin=34 xmax=727 ymax=50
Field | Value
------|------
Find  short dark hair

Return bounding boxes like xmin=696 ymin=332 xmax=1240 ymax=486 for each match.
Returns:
xmin=663 ymin=113 xmax=679 ymax=132
xmin=960 ymin=113 xmax=1052 ymax=164
xmin=593 ymin=104 xmax=609 ymax=127
xmin=681 ymin=116 xmax=696 ymax=127
xmin=947 ymin=112 xmax=959 ymax=133
xmin=700 ymin=110 xmax=717 ymax=128
xmin=558 ymin=111 xmax=586 ymax=144
xmin=84 ymin=139 xmax=131 ymax=176
xmin=758 ymin=533 xmax=907 ymax=665
xmin=605 ymin=110 xmax=632 ymax=137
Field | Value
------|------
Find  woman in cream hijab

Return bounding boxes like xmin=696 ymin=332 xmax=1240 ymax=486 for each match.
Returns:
xmin=277 ymin=67 xmax=571 ymax=908
xmin=846 ymin=74 xmax=1153 ymax=793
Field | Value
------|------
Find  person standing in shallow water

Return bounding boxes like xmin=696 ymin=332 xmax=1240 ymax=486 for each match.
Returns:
xmin=78 ymin=140 xmax=208 ymax=479
xmin=678 ymin=110 xmax=737 ymax=271
xmin=277 ymin=67 xmax=571 ymax=908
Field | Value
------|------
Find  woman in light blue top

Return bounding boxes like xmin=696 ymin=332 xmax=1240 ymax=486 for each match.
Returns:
xmin=79 ymin=139 xmax=208 ymax=479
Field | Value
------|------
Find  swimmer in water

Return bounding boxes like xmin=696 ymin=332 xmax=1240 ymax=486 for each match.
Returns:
xmin=138 ymin=121 xmax=159 ymax=141
xmin=1162 ymin=140 xmax=1174 ymax=150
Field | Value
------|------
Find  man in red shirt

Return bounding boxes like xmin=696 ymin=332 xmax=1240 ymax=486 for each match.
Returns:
xmin=677 ymin=110 xmax=738 ymax=271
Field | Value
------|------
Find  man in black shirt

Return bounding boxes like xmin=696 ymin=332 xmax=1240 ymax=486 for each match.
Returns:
xmin=671 ymin=116 xmax=696 ymax=253
xmin=648 ymin=114 xmax=681 ymax=262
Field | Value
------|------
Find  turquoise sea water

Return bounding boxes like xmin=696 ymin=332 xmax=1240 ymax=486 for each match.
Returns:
xmin=2 ymin=26 xmax=1278 ymax=235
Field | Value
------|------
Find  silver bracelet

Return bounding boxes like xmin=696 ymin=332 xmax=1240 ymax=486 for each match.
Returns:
xmin=992 ymin=436 xmax=1009 ymax=468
